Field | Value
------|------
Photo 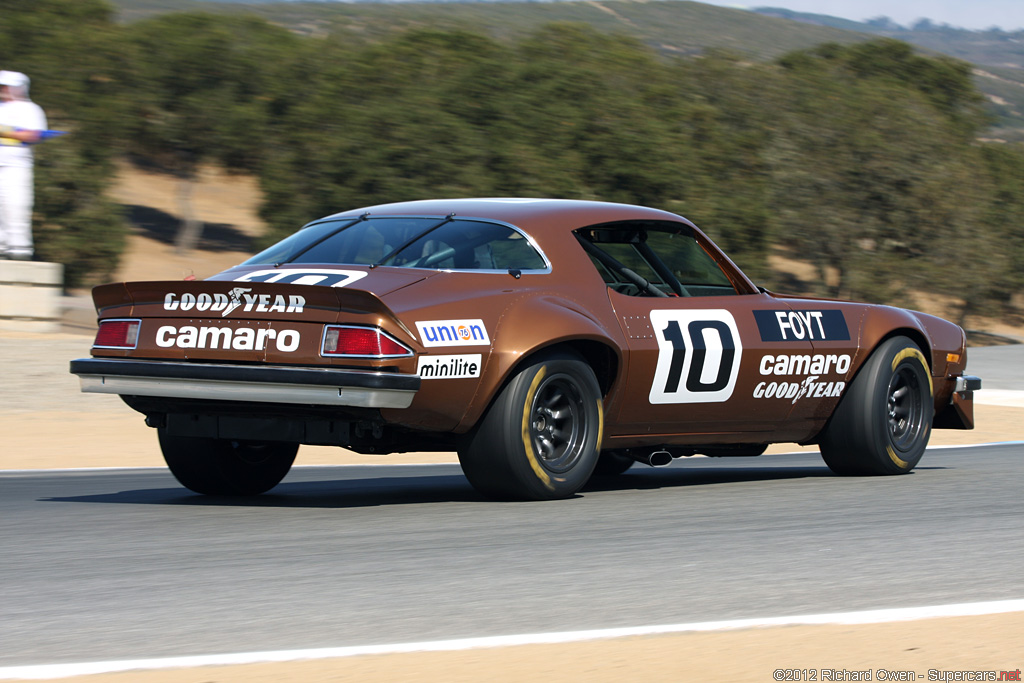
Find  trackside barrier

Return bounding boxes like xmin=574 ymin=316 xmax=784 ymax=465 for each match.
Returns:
xmin=0 ymin=260 xmax=63 ymax=333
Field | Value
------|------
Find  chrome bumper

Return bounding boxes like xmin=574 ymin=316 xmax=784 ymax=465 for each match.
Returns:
xmin=70 ymin=359 xmax=420 ymax=409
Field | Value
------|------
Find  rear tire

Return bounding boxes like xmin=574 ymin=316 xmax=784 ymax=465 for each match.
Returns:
xmin=158 ymin=428 xmax=298 ymax=495
xmin=819 ymin=336 xmax=933 ymax=475
xmin=458 ymin=351 xmax=603 ymax=500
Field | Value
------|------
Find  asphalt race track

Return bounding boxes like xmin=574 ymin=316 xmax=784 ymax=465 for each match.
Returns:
xmin=1 ymin=444 xmax=1022 ymax=669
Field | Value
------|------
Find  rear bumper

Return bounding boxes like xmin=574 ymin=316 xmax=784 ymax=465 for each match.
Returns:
xmin=69 ymin=358 xmax=420 ymax=409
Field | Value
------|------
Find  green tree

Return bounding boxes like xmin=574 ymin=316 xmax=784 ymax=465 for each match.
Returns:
xmin=769 ymin=40 xmax=992 ymax=304
xmin=258 ymin=30 xmax=510 ymax=243
xmin=0 ymin=0 xmax=130 ymax=286
xmin=123 ymin=12 xmax=300 ymax=252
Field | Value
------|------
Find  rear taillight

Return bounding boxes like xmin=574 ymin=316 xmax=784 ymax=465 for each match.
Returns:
xmin=93 ymin=319 xmax=140 ymax=349
xmin=321 ymin=325 xmax=413 ymax=358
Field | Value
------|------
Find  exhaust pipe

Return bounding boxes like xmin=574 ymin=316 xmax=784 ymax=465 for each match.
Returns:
xmin=632 ymin=450 xmax=673 ymax=468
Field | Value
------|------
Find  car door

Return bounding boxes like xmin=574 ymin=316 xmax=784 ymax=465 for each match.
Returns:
xmin=580 ymin=223 xmax=813 ymax=440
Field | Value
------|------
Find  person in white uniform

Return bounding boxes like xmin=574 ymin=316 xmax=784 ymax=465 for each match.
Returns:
xmin=0 ymin=70 xmax=47 ymax=260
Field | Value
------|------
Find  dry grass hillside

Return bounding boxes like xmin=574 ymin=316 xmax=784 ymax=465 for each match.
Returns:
xmin=107 ymin=161 xmax=266 ymax=283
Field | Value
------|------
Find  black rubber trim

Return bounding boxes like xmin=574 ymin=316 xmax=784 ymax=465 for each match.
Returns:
xmin=959 ymin=375 xmax=982 ymax=392
xmin=69 ymin=358 xmax=421 ymax=392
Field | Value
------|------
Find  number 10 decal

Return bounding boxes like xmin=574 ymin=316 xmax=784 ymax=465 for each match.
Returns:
xmin=649 ymin=310 xmax=743 ymax=404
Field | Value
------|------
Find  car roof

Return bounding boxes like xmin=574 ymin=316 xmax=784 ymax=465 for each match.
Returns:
xmin=318 ymin=198 xmax=694 ymax=232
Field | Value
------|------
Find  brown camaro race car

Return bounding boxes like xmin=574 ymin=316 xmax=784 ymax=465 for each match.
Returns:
xmin=71 ymin=199 xmax=982 ymax=500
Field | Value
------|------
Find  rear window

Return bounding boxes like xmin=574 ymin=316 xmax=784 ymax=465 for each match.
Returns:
xmin=244 ymin=217 xmax=547 ymax=272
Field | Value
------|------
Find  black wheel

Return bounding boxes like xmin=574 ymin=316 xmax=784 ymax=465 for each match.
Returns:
xmin=157 ymin=428 xmax=298 ymax=495
xmin=458 ymin=351 xmax=603 ymax=500
xmin=819 ymin=336 xmax=934 ymax=475
xmin=592 ymin=449 xmax=634 ymax=476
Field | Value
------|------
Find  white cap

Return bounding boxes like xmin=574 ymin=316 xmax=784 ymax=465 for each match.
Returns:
xmin=0 ymin=71 xmax=29 ymax=88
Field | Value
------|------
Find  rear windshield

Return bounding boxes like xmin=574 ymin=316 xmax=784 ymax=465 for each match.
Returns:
xmin=244 ymin=216 xmax=547 ymax=272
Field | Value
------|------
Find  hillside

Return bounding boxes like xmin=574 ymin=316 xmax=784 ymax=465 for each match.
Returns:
xmin=107 ymin=0 xmax=869 ymax=59
xmin=105 ymin=0 xmax=1024 ymax=138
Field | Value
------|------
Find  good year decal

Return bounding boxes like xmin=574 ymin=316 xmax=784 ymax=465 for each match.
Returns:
xmin=649 ymin=310 xmax=742 ymax=404
xmin=164 ymin=288 xmax=305 ymax=318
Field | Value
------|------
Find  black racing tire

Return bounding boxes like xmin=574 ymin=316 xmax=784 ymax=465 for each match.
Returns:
xmin=458 ymin=351 xmax=604 ymax=500
xmin=157 ymin=428 xmax=298 ymax=496
xmin=591 ymin=449 xmax=634 ymax=477
xmin=819 ymin=336 xmax=934 ymax=476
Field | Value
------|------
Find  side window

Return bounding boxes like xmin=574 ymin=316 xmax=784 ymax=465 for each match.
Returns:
xmin=578 ymin=223 xmax=737 ymax=297
xmin=645 ymin=232 xmax=736 ymax=296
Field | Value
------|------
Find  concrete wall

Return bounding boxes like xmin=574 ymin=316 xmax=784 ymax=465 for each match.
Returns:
xmin=0 ymin=261 xmax=64 ymax=333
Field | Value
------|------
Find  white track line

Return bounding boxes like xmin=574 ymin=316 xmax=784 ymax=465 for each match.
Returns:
xmin=2 ymin=599 xmax=1023 ymax=680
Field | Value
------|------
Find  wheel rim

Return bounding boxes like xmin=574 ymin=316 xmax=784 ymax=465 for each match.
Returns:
xmin=887 ymin=365 xmax=925 ymax=452
xmin=529 ymin=373 xmax=587 ymax=474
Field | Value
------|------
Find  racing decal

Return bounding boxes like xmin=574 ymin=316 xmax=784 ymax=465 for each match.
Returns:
xmin=154 ymin=325 xmax=300 ymax=352
xmin=759 ymin=353 xmax=851 ymax=376
xmin=163 ymin=288 xmax=306 ymax=318
xmin=649 ymin=310 xmax=742 ymax=404
xmin=234 ymin=269 xmax=369 ymax=288
xmin=754 ymin=353 xmax=850 ymax=404
xmin=417 ymin=354 xmax=482 ymax=379
xmin=415 ymin=319 xmax=490 ymax=347
xmin=753 ymin=309 xmax=850 ymax=342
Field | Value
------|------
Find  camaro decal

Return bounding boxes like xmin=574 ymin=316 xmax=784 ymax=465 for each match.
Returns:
xmin=754 ymin=353 xmax=850 ymax=403
xmin=415 ymin=319 xmax=490 ymax=347
xmin=649 ymin=310 xmax=742 ymax=404
xmin=163 ymin=288 xmax=306 ymax=318
xmin=154 ymin=325 xmax=300 ymax=352
xmin=753 ymin=309 xmax=850 ymax=342
xmin=417 ymin=354 xmax=482 ymax=379
xmin=759 ymin=353 xmax=851 ymax=376
xmin=234 ymin=269 xmax=369 ymax=288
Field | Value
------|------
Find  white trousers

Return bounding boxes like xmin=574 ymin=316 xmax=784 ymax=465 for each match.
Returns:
xmin=0 ymin=165 xmax=34 ymax=258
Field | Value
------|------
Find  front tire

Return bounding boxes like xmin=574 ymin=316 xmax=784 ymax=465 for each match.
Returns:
xmin=458 ymin=351 xmax=603 ymax=500
xmin=819 ymin=336 xmax=934 ymax=475
xmin=158 ymin=428 xmax=298 ymax=495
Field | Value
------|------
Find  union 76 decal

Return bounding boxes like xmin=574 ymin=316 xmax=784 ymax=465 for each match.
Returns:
xmin=649 ymin=310 xmax=743 ymax=404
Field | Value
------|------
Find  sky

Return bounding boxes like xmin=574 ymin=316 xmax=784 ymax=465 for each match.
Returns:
xmin=694 ymin=0 xmax=1024 ymax=31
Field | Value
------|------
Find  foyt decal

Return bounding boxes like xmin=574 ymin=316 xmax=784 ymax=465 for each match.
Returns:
xmin=155 ymin=325 xmax=300 ymax=352
xmin=234 ymin=269 xmax=369 ymax=288
xmin=163 ymin=288 xmax=305 ymax=318
xmin=754 ymin=353 xmax=850 ymax=404
xmin=417 ymin=354 xmax=482 ymax=379
xmin=753 ymin=309 xmax=850 ymax=342
xmin=416 ymin=319 xmax=490 ymax=347
xmin=649 ymin=310 xmax=742 ymax=404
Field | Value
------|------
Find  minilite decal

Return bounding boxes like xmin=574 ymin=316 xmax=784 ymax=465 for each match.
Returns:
xmin=163 ymin=287 xmax=306 ymax=318
xmin=754 ymin=353 xmax=850 ymax=404
xmin=417 ymin=354 xmax=482 ymax=379
xmin=753 ymin=309 xmax=850 ymax=342
xmin=234 ymin=269 xmax=369 ymax=288
xmin=415 ymin=319 xmax=490 ymax=347
xmin=154 ymin=325 xmax=300 ymax=352
xmin=649 ymin=309 xmax=743 ymax=404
